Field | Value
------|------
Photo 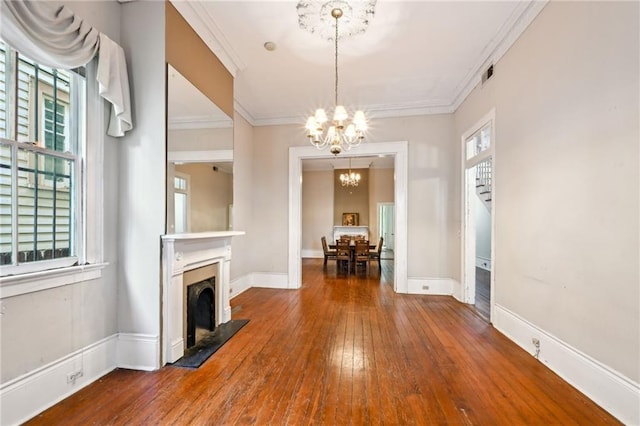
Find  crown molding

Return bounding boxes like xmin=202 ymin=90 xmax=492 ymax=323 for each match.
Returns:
xmin=169 ymin=0 xmax=245 ymax=78
xmin=223 ymin=0 xmax=548 ymax=126
xmin=450 ymin=0 xmax=549 ymax=111
xmin=168 ymin=116 xmax=233 ymax=130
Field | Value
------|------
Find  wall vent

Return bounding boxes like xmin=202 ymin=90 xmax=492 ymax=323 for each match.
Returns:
xmin=482 ymin=64 xmax=494 ymax=84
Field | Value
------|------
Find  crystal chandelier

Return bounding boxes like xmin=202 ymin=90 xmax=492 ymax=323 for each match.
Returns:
xmin=340 ymin=158 xmax=361 ymax=187
xmin=300 ymin=1 xmax=374 ymax=155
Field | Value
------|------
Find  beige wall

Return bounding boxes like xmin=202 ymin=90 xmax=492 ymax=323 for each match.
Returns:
xmin=168 ymin=127 xmax=233 ymax=151
xmin=334 ymin=169 xmax=369 ymax=227
xmin=301 ymin=167 xmax=394 ymax=254
xmin=454 ymin=1 xmax=639 ymax=381
xmin=302 ymin=170 xmax=334 ymax=253
xmin=230 ymin=114 xmax=253 ymax=280
xmin=175 ymin=163 xmax=232 ymax=232
xmin=249 ymin=114 xmax=456 ymax=278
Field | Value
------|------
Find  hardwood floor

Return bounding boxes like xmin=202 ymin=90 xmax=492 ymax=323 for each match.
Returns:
xmin=473 ymin=267 xmax=491 ymax=321
xmin=26 ymin=258 xmax=619 ymax=425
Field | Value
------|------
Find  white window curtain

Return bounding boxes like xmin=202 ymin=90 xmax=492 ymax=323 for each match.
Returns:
xmin=0 ymin=0 xmax=133 ymax=137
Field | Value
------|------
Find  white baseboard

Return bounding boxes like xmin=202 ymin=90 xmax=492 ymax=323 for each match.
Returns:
xmin=250 ymin=272 xmax=289 ymax=289
xmin=0 ymin=334 xmax=118 ymax=426
xmin=493 ymin=304 xmax=640 ymax=425
xmin=230 ymin=274 xmax=252 ymax=298
xmin=116 ymin=333 xmax=160 ymax=371
xmin=301 ymin=249 xmax=323 ymax=258
xmin=407 ymin=277 xmax=457 ymax=295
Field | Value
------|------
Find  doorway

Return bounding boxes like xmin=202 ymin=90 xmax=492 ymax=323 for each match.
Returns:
xmin=462 ymin=111 xmax=495 ymax=321
xmin=289 ymin=142 xmax=409 ymax=293
xmin=378 ymin=202 xmax=395 ymax=258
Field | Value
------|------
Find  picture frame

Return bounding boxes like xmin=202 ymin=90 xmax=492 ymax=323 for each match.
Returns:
xmin=342 ymin=212 xmax=359 ymax=226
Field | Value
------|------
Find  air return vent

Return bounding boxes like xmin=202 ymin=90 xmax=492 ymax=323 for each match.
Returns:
xmin=482 ymin=64 xmax=494 ymax=84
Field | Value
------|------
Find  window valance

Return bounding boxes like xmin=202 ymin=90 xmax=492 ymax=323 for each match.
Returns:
xmin=0 ymin=0 xmax=133 ymax=137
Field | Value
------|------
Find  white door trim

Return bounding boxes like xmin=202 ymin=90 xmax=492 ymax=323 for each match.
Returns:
xmin=461 ymin=109 xmax=496 ymax=319
xmin=289 ymin=141 xmax=409 ymax=292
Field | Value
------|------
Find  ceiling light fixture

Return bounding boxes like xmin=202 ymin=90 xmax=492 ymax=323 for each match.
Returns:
xmin=340 ymin=157 xmax=361 ymax=187
xmin=299 ymin=1 xmax=373 ymax=155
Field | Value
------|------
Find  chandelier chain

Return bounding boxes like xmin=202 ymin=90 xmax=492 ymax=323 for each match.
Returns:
xmin=303 ymin=2 xmax=371 ymax=155
xmin=334 ymin=12 xmax=339 ymax=107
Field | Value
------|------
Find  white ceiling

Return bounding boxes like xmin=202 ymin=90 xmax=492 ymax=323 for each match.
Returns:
xmin=171 ymin=0 xmax=546 ymax=126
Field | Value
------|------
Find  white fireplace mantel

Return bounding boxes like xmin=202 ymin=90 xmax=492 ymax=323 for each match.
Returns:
xmin=161 ymin=231 xmax=244 ymax=364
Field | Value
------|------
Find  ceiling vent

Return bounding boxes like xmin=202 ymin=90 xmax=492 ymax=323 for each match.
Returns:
xmin=482 ymin=64 xmax=494 ymax=85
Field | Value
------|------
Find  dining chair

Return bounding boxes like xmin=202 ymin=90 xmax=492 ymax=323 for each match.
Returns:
xmin=336 ymin=240 xmax=351 ymax=274
xmin=354 ymin=239 xmax=370 ymax=274
xmin=369 ymin=237 xmax=384 ymax=273
xmin=321 ymin=236 xmax=337 ymax=267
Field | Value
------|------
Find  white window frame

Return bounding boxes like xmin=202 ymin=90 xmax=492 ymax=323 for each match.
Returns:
xmin=0 ymin=44 xmax=106 ymax=296
xmin=173 ymin=172 xmax=190 ymax=233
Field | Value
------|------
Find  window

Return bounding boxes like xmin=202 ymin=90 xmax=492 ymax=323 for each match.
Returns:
xmin=0 ymin=39 xmax=86 ymax=276
xmin=466 ymin=122 xmax=491 ymax=160
xmin=174 ymin=174 xmax=189 ymax=233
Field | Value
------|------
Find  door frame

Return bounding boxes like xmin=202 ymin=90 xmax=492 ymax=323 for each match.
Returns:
xmin=289 ymin=141 xmax=408 ymax=292
xmin=377 ymin=202 xmax=395 ymax=250
xmin=461 ymin=109 xmax=496 ymax=320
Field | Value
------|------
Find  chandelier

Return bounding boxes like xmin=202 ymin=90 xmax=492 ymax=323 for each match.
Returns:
xmin=300 ymin=1 xmax=375 ymax=155
xmin=340 ymin=158 xmax=361 ymax=187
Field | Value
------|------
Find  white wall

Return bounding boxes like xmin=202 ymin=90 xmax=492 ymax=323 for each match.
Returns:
xmin=117 ymin=1 xmax=166 ymax=367
xmin=0 ymin=0 xmax=120 ymax=383
xmin=0 ymin=3 xmax=122 ymax=424
xmin=454 ymin=0 xmax=639 ymax=384
xmin=475 ymin=199 xmax=491 ymax=266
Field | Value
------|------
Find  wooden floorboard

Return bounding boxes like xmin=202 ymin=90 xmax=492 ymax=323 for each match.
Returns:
xmin=26 ymin=258 xmax=620 ymax=425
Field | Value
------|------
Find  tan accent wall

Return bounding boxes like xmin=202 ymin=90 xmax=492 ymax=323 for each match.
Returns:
xmin=333 ymin=169 xmax=369 ymax=227
xmin=165 ymin=2 xmax=233 ymax=117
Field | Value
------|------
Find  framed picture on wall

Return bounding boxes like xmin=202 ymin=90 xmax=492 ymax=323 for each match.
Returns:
xmin=342 ymin=212 xmax=359 ymax=226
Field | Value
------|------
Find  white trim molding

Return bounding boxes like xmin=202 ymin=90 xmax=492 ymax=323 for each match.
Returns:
xmin=0 ymin=335 xmax=117 ymax=426
xmin=168 ymin=149 xmax=233 ymax=164
xmin=0 ymin=263 xmax=107 ymax=299
xmin=493 ymin=304 xmax=640 ymax=425
xmin=230 ymin=274 xmax=252 ymax=298
xmin=407 ymin=277 xmax=457 ymax=295
xmin=116 ymin=333 xmax=160 ymax=371
xmin=289 ymin=141 xmax=409 ymax=293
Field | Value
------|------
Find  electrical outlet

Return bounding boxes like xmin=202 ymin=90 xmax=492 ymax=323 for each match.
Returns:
xmin=67 ymin=370 xmax=83 ymax=384
xmin=532 ymin=338 xmax=540 ymax=346
xmin=422 ymin=285 xmax=430 ymax=290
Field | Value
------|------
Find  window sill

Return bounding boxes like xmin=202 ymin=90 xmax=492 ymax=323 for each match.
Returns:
xmin=0 ymin=263 xmax=108 ymax=299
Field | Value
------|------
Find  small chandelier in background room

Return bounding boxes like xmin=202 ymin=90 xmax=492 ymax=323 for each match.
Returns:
xmin=340 ymin=157 xmax=361 ymax=187
xmin=297 ymin=0 xmax=376 ymax=155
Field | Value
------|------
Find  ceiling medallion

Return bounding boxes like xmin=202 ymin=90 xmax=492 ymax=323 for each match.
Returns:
xmin=296 ymin=0 xmax=377 ymax=41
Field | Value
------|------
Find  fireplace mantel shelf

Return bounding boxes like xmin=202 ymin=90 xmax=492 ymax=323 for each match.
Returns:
xmin=162 ymin=231 xmax=245 ymax=242
xmin=161 ymin=230 xmax=244 ymax=365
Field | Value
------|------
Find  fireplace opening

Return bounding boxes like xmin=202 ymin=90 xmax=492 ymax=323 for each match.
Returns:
xmin=183 ymin=263 xmax=218 ymax=350
xmin=186 ymin=278 xmax=215 ymax=348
